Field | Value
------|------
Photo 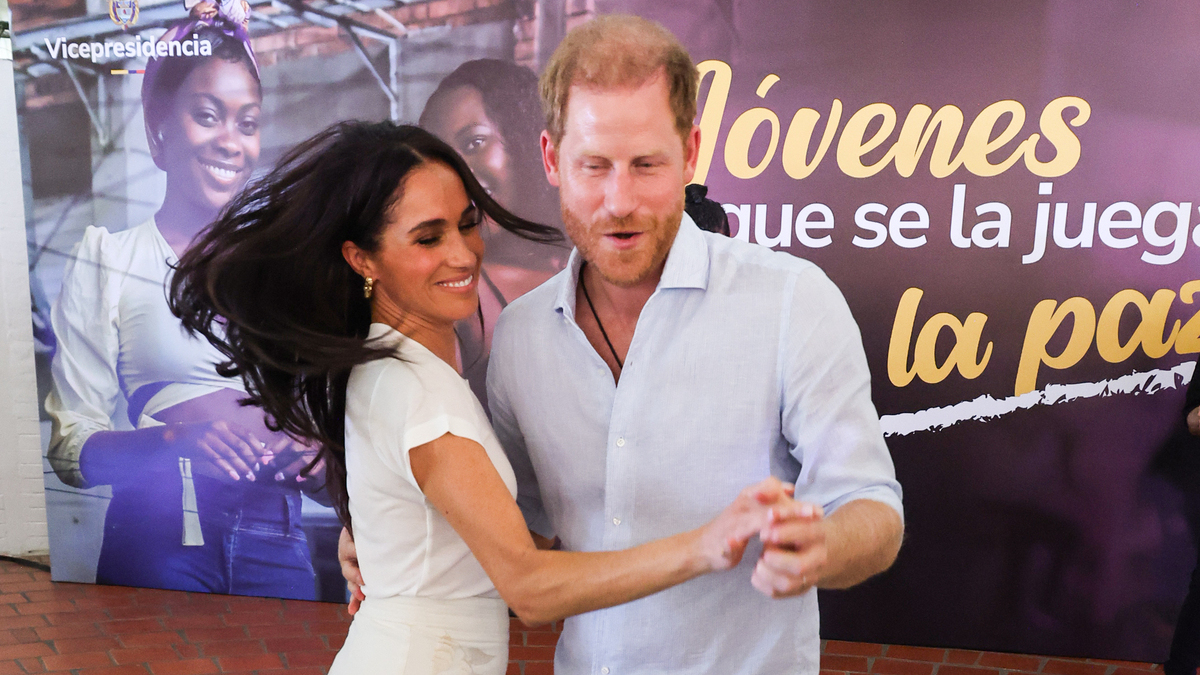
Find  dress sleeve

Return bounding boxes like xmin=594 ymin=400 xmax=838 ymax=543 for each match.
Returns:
xmin=486 ymin=310 xmax=553 ymax=538
xmin=368 ymin=358 xmax=492 ymax=491
xmin=44 ymin=227 xmax=122 ymax=488
xmin=779 ymin=266 xmax=904 ymax=520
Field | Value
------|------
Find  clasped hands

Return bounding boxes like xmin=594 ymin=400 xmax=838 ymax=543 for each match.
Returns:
xmin=704 ymin=476 xmax=828 ymax=599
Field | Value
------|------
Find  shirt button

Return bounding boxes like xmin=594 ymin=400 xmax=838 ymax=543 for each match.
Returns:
xmin=616 ymin=437 xmax=625 ymax=447
xmin=612 ymin=517 xmax=621 ymax=526
xmin=602 ymin=668 xmax=610 ymax=674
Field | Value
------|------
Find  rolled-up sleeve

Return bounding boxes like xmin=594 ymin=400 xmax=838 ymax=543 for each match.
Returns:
xmin=45 ymin=227 xmax=121 ymax=488
xmin=780 ymin=267 xmax=903 ymax=520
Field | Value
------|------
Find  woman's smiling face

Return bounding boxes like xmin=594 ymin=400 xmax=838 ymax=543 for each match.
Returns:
xmin=340 ymin=161 xmax=485 ymax=343
xmin=158 ymin=57 xmax=262 ymax=215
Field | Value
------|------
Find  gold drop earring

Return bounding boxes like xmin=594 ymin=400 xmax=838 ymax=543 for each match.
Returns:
xmin=363 ymin=277 xmax=374 ymax=299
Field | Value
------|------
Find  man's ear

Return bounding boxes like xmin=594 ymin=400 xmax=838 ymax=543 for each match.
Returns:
xmin=540 ymin=130 xmax=561 ymax=188
xmin=341 ymin=240 xmax=372 ymax=280
xmin=682 ymin=124 xmax=701 ymax=185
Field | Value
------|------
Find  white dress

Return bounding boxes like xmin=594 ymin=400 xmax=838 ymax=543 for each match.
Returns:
xmin=330 ymin=323 xmax=517 ymax=675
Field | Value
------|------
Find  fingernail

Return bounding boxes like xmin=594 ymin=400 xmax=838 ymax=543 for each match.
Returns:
xmin=245 ymin=472 xmax=256 ymax=482
xmin=296 ymin=475 xmax=306 ymax=483
xmin=275 ymin=472 xmax=285 ymax=482
xmin=262 ymin=453 xmax=274 ymax=464
xmin=228 ymin=470 xmax=240 ymax=481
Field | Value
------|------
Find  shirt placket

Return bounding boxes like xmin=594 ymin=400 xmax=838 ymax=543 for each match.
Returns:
xmin=594 ymin=291 xmax=666 ymax=675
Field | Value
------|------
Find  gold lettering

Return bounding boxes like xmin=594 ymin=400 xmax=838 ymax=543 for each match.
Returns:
xmin=837 ymin=103 xmax=898 ymax=178
xmin=1175 ymin=280 xmax=1200 ymax=354
xmin=1024 ymin=96 xmax=1091 ymax=178
xmin=1095 ymin=289 xmax=1179 ymax=362
xmin=781 ymin=100 xmax=842 ymax=180
xmin=962 ymin=100 xmax=1034 ymax=177
xmin=887 ymin=105 xmax=966 ymax=178
xmin=888 ymin=288 xmax=993 ymax=386
xmin=693 ymin=60 xmax=732 ymax=185
xmin=1015 ymin=297 xmax=1095 ymax=395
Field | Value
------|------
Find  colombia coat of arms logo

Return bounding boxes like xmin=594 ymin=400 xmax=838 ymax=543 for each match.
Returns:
xmin=108 ymin=0 xmax=139 ymax=29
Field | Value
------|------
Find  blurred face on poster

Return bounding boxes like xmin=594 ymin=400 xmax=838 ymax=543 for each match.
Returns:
xmin=542 ymin=71 xmax=699 ymax=287
xmin=422 ymin=86 xmax=514 ymax=211
xmin=155 ymin=57 xmax=261 ymax=216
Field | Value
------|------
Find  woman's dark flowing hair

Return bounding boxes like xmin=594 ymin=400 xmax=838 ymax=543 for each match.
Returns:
xmin=419 ymin=59 xmax=560 ymax=227
xmin=169 ymin=121 xmax=561 ymax=529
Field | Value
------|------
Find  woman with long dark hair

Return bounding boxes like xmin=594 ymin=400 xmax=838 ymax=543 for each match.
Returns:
xmin=44 ymin=8 xmax=321 ymax=598
xmin=171 ymin=121 xmax=792 ymax=674
xmin=419 ymin=59 xmax=568 ymax=406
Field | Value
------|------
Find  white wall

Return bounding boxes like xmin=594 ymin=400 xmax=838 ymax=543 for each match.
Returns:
xmin=0 ymin=9 xmax=50 ymax=557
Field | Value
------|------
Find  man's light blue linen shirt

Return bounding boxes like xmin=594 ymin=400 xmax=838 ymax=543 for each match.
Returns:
xmin=487 ymin=215 xmax=903 ymax=675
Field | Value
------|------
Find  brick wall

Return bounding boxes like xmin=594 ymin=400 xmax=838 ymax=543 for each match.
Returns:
xmin=251 ymin=0 xmax=521 ymax=70
xmin=0 ymin=560 xmax=1167 ymax=674
xmin=9 ymin=0 xmax=84 ymax=31
xmin=509 ymin=618 xmax=559 ymax=675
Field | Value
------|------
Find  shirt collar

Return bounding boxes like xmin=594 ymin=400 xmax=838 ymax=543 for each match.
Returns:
xmin=553 ymin=212 xmax=711 ymax=319
xmin=659 ymin=212 xmax=710 ymax=291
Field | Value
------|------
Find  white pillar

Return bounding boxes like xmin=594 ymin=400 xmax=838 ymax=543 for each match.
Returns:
xmin=0 ymin=1 xmax=51 ymax=557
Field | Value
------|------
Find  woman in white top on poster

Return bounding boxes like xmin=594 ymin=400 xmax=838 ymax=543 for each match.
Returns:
xmin=44 ymin=5 xmax=324 ymax=598
xmin=170 ymin=121 xmax=796 ymax=674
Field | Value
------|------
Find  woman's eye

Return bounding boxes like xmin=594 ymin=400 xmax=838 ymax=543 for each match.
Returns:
xmin=238 ymin=118 xmax=260 ymax=135
xmin=417 ymin=236 xmax=441 ymax=247
xmin=192 ymin=110 xmax=219 ymax=127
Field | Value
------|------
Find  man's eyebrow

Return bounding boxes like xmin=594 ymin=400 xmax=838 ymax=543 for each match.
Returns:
xmin=634 ymin=151 xmax=670 ymax=162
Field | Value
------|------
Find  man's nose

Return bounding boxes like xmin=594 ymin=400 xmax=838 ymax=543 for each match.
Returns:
xmin=602 ymin=168 xmax=636 ymax=219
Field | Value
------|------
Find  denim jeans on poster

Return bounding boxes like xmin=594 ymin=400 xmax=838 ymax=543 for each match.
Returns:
xmin=95 ymin=473 xmax=316 ymax=600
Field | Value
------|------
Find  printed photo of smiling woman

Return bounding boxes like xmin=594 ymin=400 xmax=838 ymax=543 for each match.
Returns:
xmin=42 ymin=5 xmax=328 ymax=601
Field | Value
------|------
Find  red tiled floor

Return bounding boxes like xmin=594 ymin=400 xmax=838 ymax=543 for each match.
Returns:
xmin=0 ymin=559 xmax=1169 ymax=674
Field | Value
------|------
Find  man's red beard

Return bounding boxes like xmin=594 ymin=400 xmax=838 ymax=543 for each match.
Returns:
xmin=560 ymin=204 xmax=683 ymax=288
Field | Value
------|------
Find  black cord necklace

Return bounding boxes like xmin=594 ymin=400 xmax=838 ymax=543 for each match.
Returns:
xmin=579 ymin=263 xmax=624 ymax=370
